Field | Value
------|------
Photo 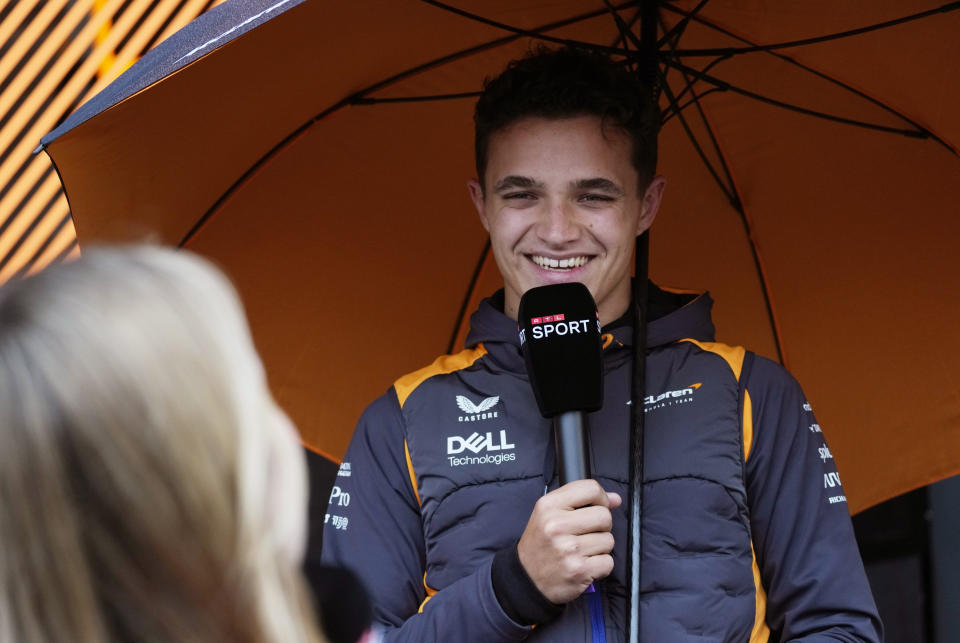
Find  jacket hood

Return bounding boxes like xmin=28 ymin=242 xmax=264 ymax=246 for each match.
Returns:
xmin=465 ymin=282 xmax=716 ymax=356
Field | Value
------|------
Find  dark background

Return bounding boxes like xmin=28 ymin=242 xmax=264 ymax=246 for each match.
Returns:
xmin=304 ymin=448 xmax=960 ymax=642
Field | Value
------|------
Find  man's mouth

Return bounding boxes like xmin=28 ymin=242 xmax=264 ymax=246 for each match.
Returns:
xmin=529 ymin=255 xmax=591 ymax=271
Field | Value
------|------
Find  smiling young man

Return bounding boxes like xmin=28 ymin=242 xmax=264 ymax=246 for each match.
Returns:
xmin=321 ymin=47 xmax=882 ymax=642
xmin=467 ymin=115 xmax=665 ymax=326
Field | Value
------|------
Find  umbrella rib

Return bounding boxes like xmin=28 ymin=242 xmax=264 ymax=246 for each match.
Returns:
xmin=603 ymin=0 xmax=644 ymax=51
xmin=659 ymin=15 xmax=742 ymax=205
xmin=657 ymin=0 xmax=709 ymax=48
xmin=661 ymin=1 xmax=960 ymax=57
xmin=179 ymin=3 xmax=644 ymax=246
xmin=608 ymin=5 xmax=643 ymax=50
xmin=661 ymin=54 xmax=730 ymax=119
xmin=661 ymin=86 xmax=724 ymax=125
xmin=657 ymin=12 xmax=739 ymax=202
xmin=178 ymin=107 xmax=325 ymax=247
xmin=446 ymin=239 xmax=491 ymax=354
xmin=660 ymin=7 xmax=957 ymax=156
xmin=663 ymin=58 xmax=930 ymax=138
xmin=418 ymin=0 xmax=642 ymax=58
xmin=658 ymin=37 xmax=787 ymax=365
xmin=424 ymin=0 xmax=960 ymax=64
xmin=656 ymin=71 xmax=734 ymax=206
xmin=357 ymin=3 xmax=649 ymax=98
xmin=353 ymin=92 xmax=480 ymax=105
xmin=678 ymin=100 xmax=788 ymax=368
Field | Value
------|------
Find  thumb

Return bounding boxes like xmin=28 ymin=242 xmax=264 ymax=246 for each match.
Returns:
xmin=606 ymin=492 xmax=622 ymax=509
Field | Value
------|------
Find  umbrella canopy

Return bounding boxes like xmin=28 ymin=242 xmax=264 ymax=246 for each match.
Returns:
xmin=40 ymin=0 xmax=960 ymax=514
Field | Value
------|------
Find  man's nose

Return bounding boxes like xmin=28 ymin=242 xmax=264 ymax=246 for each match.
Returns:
xmin=535 ymin=199 xmax=580 ymax=245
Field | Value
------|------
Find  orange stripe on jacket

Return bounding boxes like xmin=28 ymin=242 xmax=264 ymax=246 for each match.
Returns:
xmin=394 ymin=344 xmax=488 ymax=408
xmin=404 ymin=439 xmax=421 ymax=506
xmin=679 ymin=339 xmax=756 ymax=461
xmin=678 ymin=338 xmax=746 ymax=380
xmin=743 ymin=390 xmax=755 ymax=462
xmin=418 ymin=573 xmax=439 ymax=613
xmin=750 ymin=542 xmax=771 ymax=641
xmin=395 ymin=345 xmax=488 ymax=506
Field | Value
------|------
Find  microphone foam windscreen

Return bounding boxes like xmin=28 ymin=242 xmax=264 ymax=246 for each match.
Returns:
xmin=518 ymin=282 xmax=603 ymax=417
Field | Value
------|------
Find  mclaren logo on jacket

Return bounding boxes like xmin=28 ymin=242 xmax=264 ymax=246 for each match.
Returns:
xmin=644 ymin=383 xmax=702 ymax=412
xmin=456 ymin=394 xmax=500 ymax=421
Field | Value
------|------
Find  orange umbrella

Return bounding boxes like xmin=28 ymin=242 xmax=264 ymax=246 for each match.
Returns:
xmin=39 ymin=0 xmax=960 ymax=514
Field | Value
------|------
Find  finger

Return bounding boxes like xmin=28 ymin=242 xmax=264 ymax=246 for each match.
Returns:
xmin=606 ymin=492 xmax=622 ymax=508
xmin=562 ymin=505 xmax=613 ymax=535
xmin=583 ymin=553 xmax=615 ymax=581
xmin=546 ymin=479 xmax=613 ymax=510
xmin=543 ymin=505 xmax=612 ymax=538
xmin=571 ymin=531 xmax=615 ymax=557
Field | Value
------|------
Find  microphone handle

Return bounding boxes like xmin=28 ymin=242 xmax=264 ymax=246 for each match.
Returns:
xmin=554 ymin=411 xmax=591 ymax=484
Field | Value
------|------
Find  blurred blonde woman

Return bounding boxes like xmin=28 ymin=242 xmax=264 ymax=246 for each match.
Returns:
xmin=0 ymin=246 xmax=324 ymax=643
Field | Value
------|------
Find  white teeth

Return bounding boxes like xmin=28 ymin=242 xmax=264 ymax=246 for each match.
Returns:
xmin=531 ymin=255 xmax=589 ymax=270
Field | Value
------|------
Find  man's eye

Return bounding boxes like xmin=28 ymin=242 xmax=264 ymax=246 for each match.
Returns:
xmin=504 ymin=192 xmax=536 ymax=200
xmin=580 ymin=193 xmax=615 ymax=203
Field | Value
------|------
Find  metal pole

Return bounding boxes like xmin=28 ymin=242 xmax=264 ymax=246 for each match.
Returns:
xmin=628 ymin=230 xmax=649 ymax=643
xmin=628 ymin=4 xmax=658 ymax=641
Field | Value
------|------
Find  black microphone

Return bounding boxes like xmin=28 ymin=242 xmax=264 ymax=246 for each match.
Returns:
xmin=518 ymin=282 xmax=603 ymax=484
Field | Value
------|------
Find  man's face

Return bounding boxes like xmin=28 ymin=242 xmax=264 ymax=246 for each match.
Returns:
xmin=469 ymin=115 xmax=665 ymax=325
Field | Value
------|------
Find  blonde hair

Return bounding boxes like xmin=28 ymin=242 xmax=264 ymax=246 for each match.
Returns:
xmin=0 ymin=246 xmax=322 ymax=642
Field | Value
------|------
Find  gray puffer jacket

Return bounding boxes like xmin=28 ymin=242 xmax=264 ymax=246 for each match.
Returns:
xmin=321 ymin=286 xmax=881 ymax=643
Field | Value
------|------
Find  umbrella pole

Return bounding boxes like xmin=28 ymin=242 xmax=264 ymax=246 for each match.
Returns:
xmin=628 ymin=3 xmax=657 ymax=639
xmin=628 ymin=231 xmax=649 ymax=642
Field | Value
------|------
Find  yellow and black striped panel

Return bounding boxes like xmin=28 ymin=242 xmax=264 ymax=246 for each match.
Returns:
xmin=0 ymin=0 xmax=226 ymax=283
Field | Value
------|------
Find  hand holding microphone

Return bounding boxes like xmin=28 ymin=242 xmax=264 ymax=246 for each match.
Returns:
xmin=514 ymin=283 xmax=620 ymax=604
xmin=517 ymin=480 xmax=622 ymax=604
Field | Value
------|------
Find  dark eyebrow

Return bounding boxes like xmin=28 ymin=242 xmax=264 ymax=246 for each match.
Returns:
xmin=573 ymin=178 xmax=624 ymax=196
xmin=493 ymin=175 xmax=543 ymax=192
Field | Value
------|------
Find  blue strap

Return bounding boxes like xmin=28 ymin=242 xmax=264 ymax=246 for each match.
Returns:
xmin=587 ymin=589 xmax=606 ymax=643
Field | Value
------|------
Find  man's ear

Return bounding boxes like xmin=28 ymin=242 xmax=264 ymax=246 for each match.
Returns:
xmin=467 ymin=179 xmax=490 ymax=231
xmin=637 ymin=175 xmax=667 ymax=235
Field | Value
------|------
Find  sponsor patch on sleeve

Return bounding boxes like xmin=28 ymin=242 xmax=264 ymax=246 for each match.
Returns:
xmin=325 ymin=485 xmax=352 ymax=530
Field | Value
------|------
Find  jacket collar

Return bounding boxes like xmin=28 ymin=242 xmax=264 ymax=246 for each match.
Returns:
xmin=464 ymin=282 xmax=716 ymax=374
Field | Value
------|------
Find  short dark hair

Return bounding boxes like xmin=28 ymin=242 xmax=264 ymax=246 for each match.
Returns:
xmin=474 ymin=45 xmax=660 ymax=191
